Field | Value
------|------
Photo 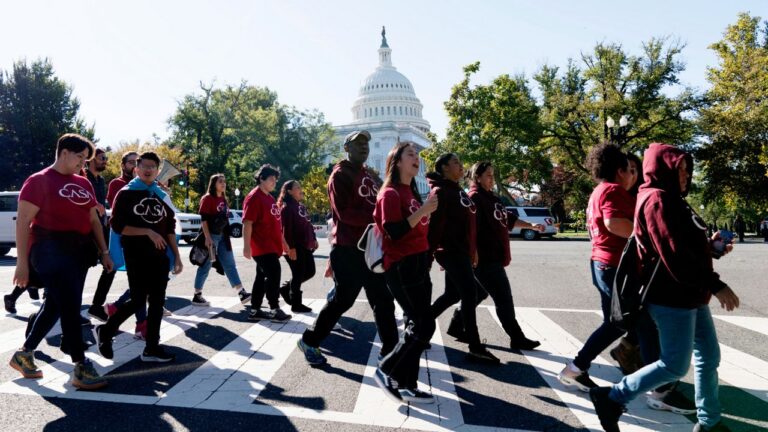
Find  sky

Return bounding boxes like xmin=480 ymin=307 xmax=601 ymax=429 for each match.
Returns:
xmin=1 ymin=0 xmax=765 ymax=148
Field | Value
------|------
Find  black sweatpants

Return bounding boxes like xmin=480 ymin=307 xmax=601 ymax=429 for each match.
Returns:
xmin=430 ymin=251 xmax=482 ymax=347
xmin=380 ymin=252 xmax=435 ymax=389
xmin=91 ymin=225 xmax=116 ymax=307
xmin=251 ymin=253 xmax=281 ymax=310
xmin=472 ymin=262 xmax=526 ymax=341
xmin=302 ymin=246 xmax=398 ymax=356
xmin=102 ymin=237 xmax=169 ymax=350
xmin=285 ymin=247 xmax=316 ymax=299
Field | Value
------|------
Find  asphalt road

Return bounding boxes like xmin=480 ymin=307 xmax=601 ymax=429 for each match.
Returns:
xmin=0 ymin=236 xmax=765 ymax=432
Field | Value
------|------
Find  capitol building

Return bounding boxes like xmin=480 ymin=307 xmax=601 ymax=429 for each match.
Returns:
xmin=333 ymin=28 xmax=432 ymax=195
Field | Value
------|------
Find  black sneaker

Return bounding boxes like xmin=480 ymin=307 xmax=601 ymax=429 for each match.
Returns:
xmin=248 ymin=309 xmax=271 ymax=322
xmin=399 ymin=387 xmax=434 ymax=404
xmin=279 ymin=282 xmax=292 ymax=305
xmin=374 ymin=368 xmax=402 ymax=404
xmin=191 ymin=293 xmax=210 ymax=307
xmin=140 ymin=346 xmax=175 ymax=363
xmin=558 ymin=363 xmax=598 ymax=392
xmin=79 ymin=314 xmax=92 ymax=327
xmin=238 ymin=289 xmax=252 ymax=305
xmin=510 ymin=336 xmax=541 ymax=351
xmin=27 ymin=288 xmax=40 ymax=300
xmin=589 ymin=387 xmax=625 ymax=432
xmin=270 ymin=308 xmax=292 ymax=323
xmin=446 ymin=310 xmax=466 ymax=341
xmin=3 ymin=295 xmax=16 ymax=315
xmin=291 ymin=303 xmax=312 ymax=313
xmin=647 ymin=387 xmax=696 ymax=415
xmin=87 ymin=305 xmax=108 ymax=323
xmin=467 ymin=345 xmax=500 ymax=364
xmin=92 ymin=325 xmax=113 ymax=360
xmin=692 ymin=421 xmax=732 ymax=432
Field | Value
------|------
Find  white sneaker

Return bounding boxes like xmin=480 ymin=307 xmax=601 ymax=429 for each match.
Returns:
xmin=163 ymin=307 xmax=172 ymax=317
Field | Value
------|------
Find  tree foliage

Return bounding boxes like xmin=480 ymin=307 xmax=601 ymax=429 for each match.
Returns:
xmin=300 ymin=165 xmax=332 ymax=217
xmin=0 ymin=59 xmax=94 ymax=189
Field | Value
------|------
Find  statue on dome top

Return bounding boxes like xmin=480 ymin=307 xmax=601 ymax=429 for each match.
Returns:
xmin=380 ymin=26 xmax=389 ymax=48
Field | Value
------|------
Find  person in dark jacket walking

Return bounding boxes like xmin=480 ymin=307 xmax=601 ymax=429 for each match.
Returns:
xmin=428 ymin=153 xmax=498 ymax=364
xmin=590 ymin=143 xmax=740 ymax=432
xmin=277 ymin=180 xmax=317 ymax=313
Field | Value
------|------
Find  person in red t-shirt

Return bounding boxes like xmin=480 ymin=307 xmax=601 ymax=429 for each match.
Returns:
xmin=10 ymin=133 xmax=113 ymax=391
xmin=373 ymin=142 xmax=438 ymax=404
xmin=242 ymin=164 xmax=291 ymax=323
xmin=559 ymin=142 xmax=637 ymax=391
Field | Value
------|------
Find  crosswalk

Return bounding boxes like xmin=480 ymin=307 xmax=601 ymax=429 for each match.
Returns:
xmin=0 ymin=296 xmax=766 ymax=432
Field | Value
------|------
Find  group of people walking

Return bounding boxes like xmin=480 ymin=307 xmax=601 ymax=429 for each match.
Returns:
xmin=3 ymin=131 xmax=741 ymax=431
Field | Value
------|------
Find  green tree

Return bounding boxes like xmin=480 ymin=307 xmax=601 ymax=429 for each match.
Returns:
xmin=697 ymin=12 xmax=768 ymax=215
xmin=424 ymin=62 xmax=547 ymax=202
xmin=0 ymin=58 xmax=94 ymax=189
xmin=300 ymin=165 xmax=332 ymax=217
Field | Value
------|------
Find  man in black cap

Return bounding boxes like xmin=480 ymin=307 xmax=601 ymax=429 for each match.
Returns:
xmin=297 ymin=130 xmax=398 ymax=366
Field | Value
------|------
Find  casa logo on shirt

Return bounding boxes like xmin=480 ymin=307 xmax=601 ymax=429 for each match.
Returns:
xmin=133 ymin=197 xmax=167 ymax=224
xmin=270 ymin=203 xmax=281 ymax=220
xmin=217 ymin=201 xmax=227 ymax=213
xmin=298 ymin=205 xmax=310 ymax=222
xmin=409 ymin=198 xmax=429 ymax=226
xmin=58 ymin=183 xmax=94 ymax=206
xmin=358 ymin=175 xmax=379 ymax=206
xmin=459 ymin=190 xmax=477 ymax=214
xmin=493 ymin=202 xmax=507 ymax=226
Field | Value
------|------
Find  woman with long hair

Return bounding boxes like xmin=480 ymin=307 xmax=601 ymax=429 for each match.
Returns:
xmin=374 ymin=142 xmax=438 ymax=404
xmin=277 ymin=180 xmax=317 ymax=313
xmin=192 ymin=174 xmax=251 ymax=307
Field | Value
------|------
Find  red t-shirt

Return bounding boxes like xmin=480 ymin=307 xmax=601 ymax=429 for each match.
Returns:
xmin=107 ymin=175 xmax=130 ymax=208
xmin=587 ymin=182 xmax=635 ymax=267
xmin=199 ymin=194 xmax=229 ymax=235
xmin=243 ymin=187 xmax=283 ymax=256
xmin=19 ymin=167 xmax=97 ymax=236
xmin=374 ymin=184 xmax=429 ymax=270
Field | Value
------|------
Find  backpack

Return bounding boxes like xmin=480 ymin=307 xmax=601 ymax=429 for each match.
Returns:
xmin=357 ymin=223 xmax=385 ymax=274
xmin=609 ymin=193 xmax=661 ymax=331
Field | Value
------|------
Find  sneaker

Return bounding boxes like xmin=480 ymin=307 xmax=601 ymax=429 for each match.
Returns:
xmin=3 ymin=295 xmax=16 ymax=315
xmin=692 ymin=421 xmax=732 ymax=432
xmin=374 ymin=368 xmax=402 ymax=403
xmin=27 ymin=288 xmax=40 ymax=300
xmin=238 ymin=289 xmax=252 ymax=305
xmin=279 ymin=282 xmax=292 ymax=305
xmin=558 ymin=362 xmax=597 ymax=392
xmin=79 ymin=314 xmax=92 ymax=326
xmin=71 ymin=360 xmax=108 ymax=390
xmin=9 ymin=350 xmax=42 ymax=379
xmin=610 ymin=338 xmax=643 ymax=375
xmin=105 ymin=303 xmax=118 ymax=317
xmin=446 ymin=310 xmax=466 ymax=341
xmin=248 ymin=309 xmax=271 ymax=322
xmin=163 ymin=307 xmax=173 ymax=317
xmin=88 ymin=304 xmax=108 ymax=322
xmin=399 ymin=387 xmax=434 ymax=404
xmin=647 ymin=387 xmax=696 ymax=415
xmin=134 ymin=321 xmax=147 ymax=340
xmin=467 ymin=345 xmax=500 ymax=364
xmin=589 ymin=387 xmax=625 ymax=432
xmin=297 ymin=339 xmax=327 ymax=366
xmin=269 ymin=308 xmax=292 ymax=323
xmin=140 ymin=346 xmax=175 ymax=363
xmin=191 ymin=293 xmax=210 ymax=307
xmin=510 ymin=336 xmax=541 ymax=351
xmin=92 ymin=325 xmax=113 ymax=360
xmin=291 ymin=303 xmax=312 ymax=313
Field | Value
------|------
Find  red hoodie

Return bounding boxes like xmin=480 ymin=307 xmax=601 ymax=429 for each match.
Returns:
xmin=469 ymin=184 xmax=517 ymax=267
xmin=328 ymin=160 xmax=381 ymax=247
xmin=426 ymin=173 xmax=477 ymax=259
xmin=636 ymin=143 xmax=728 ymax=309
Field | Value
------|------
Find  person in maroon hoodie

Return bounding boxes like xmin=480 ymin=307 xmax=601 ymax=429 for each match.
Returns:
xmin=428 ymin=153 xmax=498 ymax=363
xmin=298 ymin=130 xmax=398 ymax=366
xmin=590 ymin=143 xmax=740 ymax=432
xmin=373 ymin=142 xmax=439 ymax=404
xmin=277 ymin=180 xmax=317 ymax=314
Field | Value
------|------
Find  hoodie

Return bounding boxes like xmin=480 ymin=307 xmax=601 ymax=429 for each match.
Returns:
xmin=328 ymin=160 xmax=380 ymax=247
xmin=281 ymin=198 xmax=316 ymax=249
xmin=469 ymin=184 xmax=517 ymax=267
xmin=426 ymin=173 xmax=476 ymax=258
xmin=636 ymin=143 xmax=727 ymax=309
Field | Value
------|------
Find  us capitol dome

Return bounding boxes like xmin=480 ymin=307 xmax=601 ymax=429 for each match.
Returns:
xmin=333 ymin=27 xmax=432 ymax=195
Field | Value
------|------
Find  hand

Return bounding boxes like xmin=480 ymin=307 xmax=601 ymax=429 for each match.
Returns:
xmin=422 ymin=195 xmax=439 ymax=214
xmin=96 ymin=204 xmax=106 ymax=217
xmin=204 ymin=236 xmax=213 ymax=248
xmin=472 ymin=250 xmax=479 ymax=268
xmin=243 ymin=246 xmax=252 ymax=260
xmin=531 ymin=223 xmax=546 ymax=233
xmin=324 ymin=263 xmax=333 ymax=278
xmin=173 ymin=260 xmax=183 ymax=275
xmin=13 ymin=262 xmax=29 ymax=288
xmin=287 ymin=248 xmax=297 ymax=261
xmin=714 ymin=287 xmax=739 ymax=312
xmin=147 ymin=231 xmax=167 ymax=250
xmin=711 ymin=231 xmax=734 ymax=256
xmin=102 ymin=254 xmax=114 ymax=272
xmin=312 ymin=239 xmax=319 ymax=251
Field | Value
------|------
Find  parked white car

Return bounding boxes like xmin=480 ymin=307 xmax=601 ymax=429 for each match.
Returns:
xmin=506 ymin=206 xmax=558 ymax=240
xmin=0 ymin=191 xmax=19 ymax=256
xmin=228 ymin=210 xmax=243 ymax=238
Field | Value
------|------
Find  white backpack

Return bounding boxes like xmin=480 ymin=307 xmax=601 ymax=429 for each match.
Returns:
xmin=357 ymin=223 xmax=385 ymax=273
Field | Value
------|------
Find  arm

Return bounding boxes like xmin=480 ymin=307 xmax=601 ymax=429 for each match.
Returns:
xmin=89 ymin=207 xmax=113 ymax=272
xmin=514 ymin=218 xmax=546 ymax=232
xmin=243 ymin=220 xmax=253 ymax=259
xmin=167 ymin=232 xmax=183 ymax=274
xmin=13 ymin=200 xmax=39 ymax=287
xmin=604 ymin=218 xmax=633 ymax=238
xmin=427 ymin=190 xmax=446 ymax=252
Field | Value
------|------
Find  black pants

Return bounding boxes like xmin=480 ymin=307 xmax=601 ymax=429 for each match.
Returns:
xmin=251 ymin=253 xmax=281 ymax=310
xmin=302 ymin=246 xmax=398 ymax=356
xmin=91 ymin=225 xmax=116 ymax=307
xmin=25 ymin=239 xmax=90 ymax=363
xmin=380 ymin=252 xmax=435 ymax=389
xmin=430 ymin=251 xmax=482 ymax=347
xmin=472 ymin=262 xmax=526 ymax=341
xmin=285 ymin=247 xmax=316 ymax=299
xmin=102 ymin=237 xmax=169 ymax=350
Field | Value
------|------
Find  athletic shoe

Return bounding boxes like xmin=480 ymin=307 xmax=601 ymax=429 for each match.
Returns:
xmin=3 ymin=295 xmax=16 ymax=315
xmin=248 ymin=309 xmax=271 ymax=322
xmin=269 ymin=308 xmax=292 ymax=323
xmin=279 ymin=282 xmax=292 ymax=305
xmin=647 ymin=387 xmax=696 ymax=415
xmin=162 ymin=307 xmax=172 ymax=317
xmin=692 ymin=421 xmax=732 ymax=432
xmin=87 ymin=304 xmax=108 ymax=322
xmin=191 ymin=293 xmax=210 ymax=307
xmin=79 ymin=314 xmax=92 ymax=326
xmin=558 ymin=362 xmax=598 ymax=392
xmin=140 ymin=346 xmax=175 ymax=363
xmin=610 ymin=338 xmax=643 ymax=375
xmin=399 ymin=387 xmax=434 ymax=404
xmin=446 ymin=310 xmax=466 ymax=341
xmin=25 ymin=311 xmax=37 ymax=338
xmin=134 ymin=321 xmax=147 ymax=340
xmin=297 ymin=339 xmax=327 ymax=366
xmin=27 ymin=288 xmax=40 ymax=300
xmin=291 ymin=303 xmax=312 ymax=313
xmin=238 ymin=289 xmax=252 ymax=305
xmin=105 ymin=303 xmax=118 ymax=317
xmin=374 ymin=367 xmax=402 ymax=403
xmin=92 ymin=325 xmax=113 ymax=360
xmin=9 ymin=350 xmax=42 ymax=379
xmin=510 ymin=336 xmax=541 ymax=351
xmin=71 ymin=360 xmax=108 ymax=390
xmin=589 ymin=386 xmax=625 ymax=432
xmin=467 ymin=345 xmax=500 ymax=364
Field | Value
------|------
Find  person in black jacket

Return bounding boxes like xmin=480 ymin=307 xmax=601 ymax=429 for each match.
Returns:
xmin=277 ymin=180 xmax=317 ymax=313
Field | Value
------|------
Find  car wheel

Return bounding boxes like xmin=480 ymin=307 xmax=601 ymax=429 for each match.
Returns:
xmin=229 ymin=224 xmax=242 ymax=238
xmin=522 ymin=229 xmax=537 ymax=241
xmin=0 ymin=247 xmax=10 ymax=256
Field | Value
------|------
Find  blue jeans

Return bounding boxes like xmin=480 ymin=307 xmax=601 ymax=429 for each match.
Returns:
xmin=610 ymin=303 xmax=721 ymax=427
xmin=194 ymin=234 xmax=242 ymax=290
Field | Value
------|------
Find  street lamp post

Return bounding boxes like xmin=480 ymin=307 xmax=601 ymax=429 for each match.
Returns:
xmin=606 ymin=115 xmax=630 ymax=146
xmin=234 ymin=187 xmax=240 ymax=210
